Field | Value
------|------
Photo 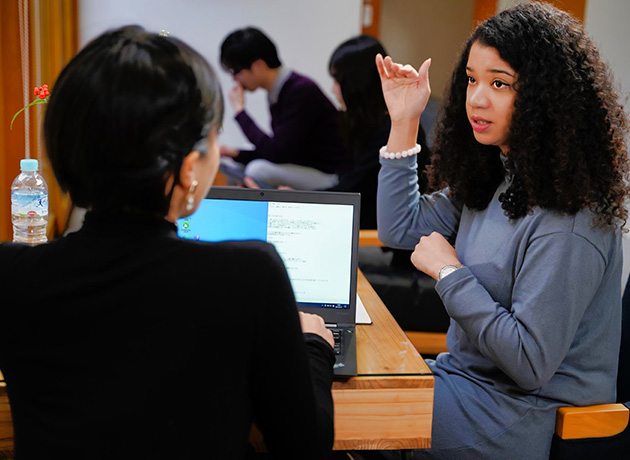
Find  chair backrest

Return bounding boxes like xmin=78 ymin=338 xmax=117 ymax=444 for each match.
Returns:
xmin=547 ymin=275 xmax=630 ymax=459
xmin=618 ymin=276 xmax=630 ymax=403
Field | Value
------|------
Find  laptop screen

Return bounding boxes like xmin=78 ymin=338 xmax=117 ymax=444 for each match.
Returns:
xmin=176 ymin=188 xmax=359 ymax=312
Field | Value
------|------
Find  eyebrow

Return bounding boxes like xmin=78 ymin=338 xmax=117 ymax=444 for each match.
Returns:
xmin=466 ymin=66 xmax=515 ymax=78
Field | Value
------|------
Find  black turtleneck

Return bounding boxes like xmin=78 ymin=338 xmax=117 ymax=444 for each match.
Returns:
xmin=0 ymin=212 xmax=334 ymax=459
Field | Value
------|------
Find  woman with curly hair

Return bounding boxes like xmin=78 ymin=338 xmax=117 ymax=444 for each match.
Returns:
xmin=375 ymin=2 xmax=629 ymax=459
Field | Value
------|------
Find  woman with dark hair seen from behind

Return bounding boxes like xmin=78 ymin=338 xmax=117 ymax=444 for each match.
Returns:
xmin=375 ymin=2 xmax=629 ymax=459
xmin=326 ymin=34 xmax=430 ymax=229
xmin=0 ymin=25 xmax=335 ymax=459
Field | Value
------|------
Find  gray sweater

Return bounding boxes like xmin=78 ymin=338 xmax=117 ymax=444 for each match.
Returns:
xmin=377 ymin=155 xmax=622 ymax=460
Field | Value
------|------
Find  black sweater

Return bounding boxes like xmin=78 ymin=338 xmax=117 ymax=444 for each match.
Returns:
xmin=0 ymin=212 xmax=335 ymax=459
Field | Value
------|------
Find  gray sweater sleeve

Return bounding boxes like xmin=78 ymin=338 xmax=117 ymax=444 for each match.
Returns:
xmin=436 ymin=232 xmax=607 ymax=391
xmin=377 ymin=155 xmax=463 ymax=249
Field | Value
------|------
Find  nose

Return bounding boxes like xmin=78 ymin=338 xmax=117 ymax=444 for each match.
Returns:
xmin=331 ymin=81 xmax=345 ymax=109
xmin=468 ymin=84 xmax=489 ymax=108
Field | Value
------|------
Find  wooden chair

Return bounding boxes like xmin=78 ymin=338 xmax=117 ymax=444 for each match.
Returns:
xmin=549 ymin=273 xmax=630 ymax=459
xmin=358 ymin=230 xmax=448 ymax=356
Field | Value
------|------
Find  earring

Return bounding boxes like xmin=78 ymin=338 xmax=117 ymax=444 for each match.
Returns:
xmin=186 ymin=179 xmax=199 ymax=212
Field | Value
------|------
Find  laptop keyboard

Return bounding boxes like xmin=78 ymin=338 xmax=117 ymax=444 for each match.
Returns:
xmin=331 ymin=328 xmax=342 ymax=355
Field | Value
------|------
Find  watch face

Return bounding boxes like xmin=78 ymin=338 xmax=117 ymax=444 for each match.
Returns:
xmin=439 ymin=265 xmax=460 ymax=281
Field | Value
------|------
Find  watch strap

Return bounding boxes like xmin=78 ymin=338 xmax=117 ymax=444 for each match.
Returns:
xmin=438 ymin=264 xmax=463 ymax=281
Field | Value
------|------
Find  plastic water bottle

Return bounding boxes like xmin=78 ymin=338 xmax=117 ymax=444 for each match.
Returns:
xmin=11 ymin=159 xmax=48 ymax=245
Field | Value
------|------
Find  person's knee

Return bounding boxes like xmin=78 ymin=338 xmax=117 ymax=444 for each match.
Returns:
xmin=244 ymin=159 xmax=278 ymax=183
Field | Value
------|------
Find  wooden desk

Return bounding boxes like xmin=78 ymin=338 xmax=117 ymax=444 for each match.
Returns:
xmin=0 ymin=271 xmax=434 ymax=454
xmin=249 ymin=270 xmax=435 ymax=452
xmin=331 ymin=270 xmax=433 ymax=450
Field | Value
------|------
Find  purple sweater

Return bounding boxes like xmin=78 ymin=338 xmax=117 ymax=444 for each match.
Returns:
xmin=235 ymin=71 xmax=349 ymax=174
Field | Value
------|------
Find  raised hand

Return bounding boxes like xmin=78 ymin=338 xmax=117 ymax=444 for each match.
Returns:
xmin=228 ymin=84 xmax=245 ymax=114
xmin=375 ymin=54 xmax=432 ymax=125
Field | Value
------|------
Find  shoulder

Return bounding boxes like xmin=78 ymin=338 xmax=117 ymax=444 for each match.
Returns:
xmin=157 ymin=238 xmax=292 ymax=300
xmin=0 ymin=242 xmax=31 ymax=269
xmin=0 ymin=241 xmax=29 ymax=255
xmin=228 ymin=239 xmax=285 ymax=267
xmin=179 ymin=238 xmax=283 ymax=267
xmin=525 ymin=208 xmax=620 ymax=259
xmin=285 ymin=71 xmax=317 ymax=88
xmin=0 ymin=240 xmax=64 ymax=289
xmin=281 ymin=72 xmax=325 ymax=99
xmin=0 ymin=240 xmax=48 ymax=265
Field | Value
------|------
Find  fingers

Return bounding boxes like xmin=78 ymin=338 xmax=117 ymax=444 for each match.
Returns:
xmin=418 ymin=58 xmax=432 ymax=92
xmin=376 ymin=54 xmax=431 ymax=81
xmin=243 ymin=176 xmax=260 ymax=189
xmin=376 ymin=54 xmax=402 ymax=80
xmin=299 ymin=312 xmax=334 ymax=348
xmin=219 ymin=145 xmax=238 ymax=157
xmin=419 ymin=58 xmax=432 ymax=76
xmin=375 ymin=53 xmax=387 ymax=80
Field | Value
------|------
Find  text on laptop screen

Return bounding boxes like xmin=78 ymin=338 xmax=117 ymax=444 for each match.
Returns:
xmin=177 ymin=199 xmax=354 ymax=310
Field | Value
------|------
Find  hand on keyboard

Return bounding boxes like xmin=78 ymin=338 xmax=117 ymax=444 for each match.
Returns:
xmin=299 ymin=312 xmax=334 ymax=348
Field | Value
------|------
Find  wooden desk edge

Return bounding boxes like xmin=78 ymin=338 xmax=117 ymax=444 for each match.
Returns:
xmin=354 ymin=270 xmax=433 ymax=378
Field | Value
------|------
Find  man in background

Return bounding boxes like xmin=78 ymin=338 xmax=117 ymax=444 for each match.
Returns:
xmin=219 ymin=27 xmax=348 ymax=189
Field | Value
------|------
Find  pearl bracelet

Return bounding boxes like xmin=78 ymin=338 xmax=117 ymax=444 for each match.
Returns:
xmin=379 ymin=143 xmax=421 ymax=160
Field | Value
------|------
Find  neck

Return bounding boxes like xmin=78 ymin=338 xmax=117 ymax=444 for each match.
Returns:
xmin=261 ymin=67 xmax=280 ymax=92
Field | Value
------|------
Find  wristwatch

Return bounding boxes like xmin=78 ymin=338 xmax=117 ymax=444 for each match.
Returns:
xmin=438 ymin=264 xmax=462 ymax=281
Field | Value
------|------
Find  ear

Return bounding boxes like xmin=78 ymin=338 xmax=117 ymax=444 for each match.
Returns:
xmin=251 ymin=58 xmax=268 ymax=73
xmin=178 ymin=150 xmax=201 ymax=189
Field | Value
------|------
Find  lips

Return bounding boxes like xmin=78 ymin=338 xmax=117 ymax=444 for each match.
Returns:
xmin=470 ymin=116 xmax=491 ymax=133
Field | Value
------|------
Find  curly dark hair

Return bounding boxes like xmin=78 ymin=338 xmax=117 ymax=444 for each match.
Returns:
xmin=429 ymin=2 xmax=630 ymax=228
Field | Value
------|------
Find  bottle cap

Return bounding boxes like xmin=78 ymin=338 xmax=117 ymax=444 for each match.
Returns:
xmin=20 ymin=159 xmax=39 ymax=172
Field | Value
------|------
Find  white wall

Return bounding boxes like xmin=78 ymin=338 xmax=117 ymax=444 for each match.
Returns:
xmin=78 ymin=0 xmax=362 ymax=150
xmin=498 ymin=0 xmax=524 ymax=11
xmin=584 ymin=0 xmax=630 ymax=290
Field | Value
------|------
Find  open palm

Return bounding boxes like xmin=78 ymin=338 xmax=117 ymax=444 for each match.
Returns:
xmin=375 ymin=54 xmax=432 ymax=124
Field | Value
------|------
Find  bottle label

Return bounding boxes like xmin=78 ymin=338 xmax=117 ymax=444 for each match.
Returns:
xmin=11 ymin=192 xmax=48 ymax=218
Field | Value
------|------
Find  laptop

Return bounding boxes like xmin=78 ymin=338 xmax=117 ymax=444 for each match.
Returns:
xmin=176 ymin=186 xmax=360 ymax=377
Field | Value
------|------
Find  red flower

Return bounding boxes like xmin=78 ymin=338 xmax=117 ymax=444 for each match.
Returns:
xmin=12 ymin=83 xmax=50 ymax=129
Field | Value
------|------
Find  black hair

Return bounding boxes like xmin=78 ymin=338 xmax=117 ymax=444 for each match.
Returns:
xmin=220 ymin=27 xmax=281 ymax=74
xmin=430 ymin=2 xmax=629 ymax=228
xmin=44 ymin=25 xmax=224 ymax=216
xmin=329 ymin=35 xmax=388 ymax=153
